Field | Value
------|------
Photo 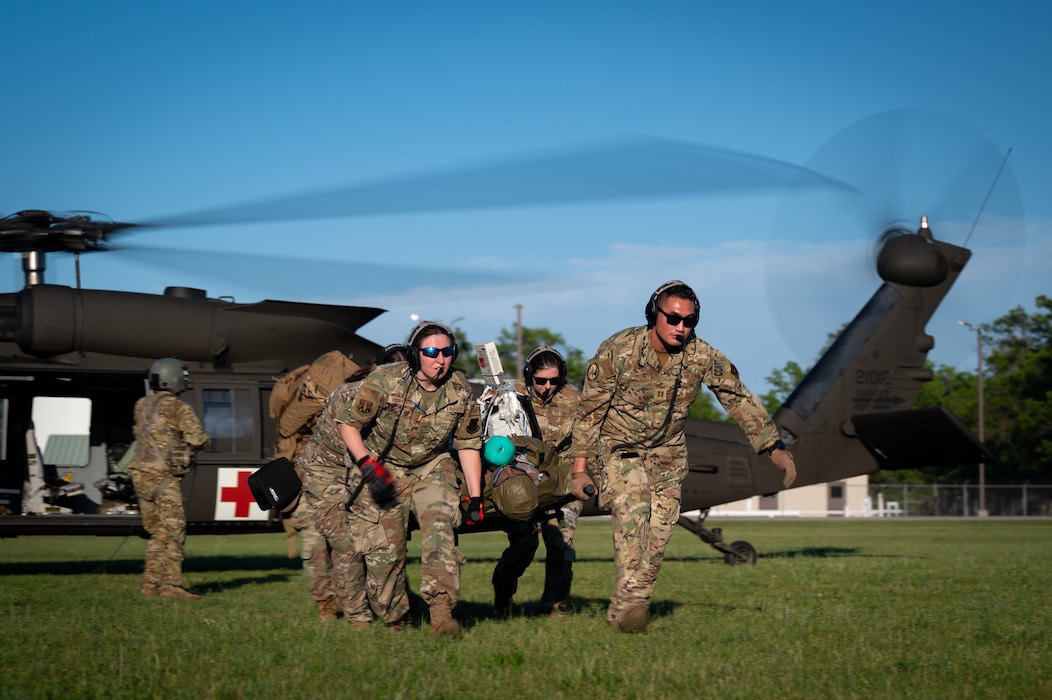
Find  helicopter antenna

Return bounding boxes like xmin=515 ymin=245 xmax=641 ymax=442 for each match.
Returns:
xmin=963 ymin=146 xmax=1013 ymax=248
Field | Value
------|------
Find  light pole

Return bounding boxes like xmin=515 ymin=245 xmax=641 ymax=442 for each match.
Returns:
xmin=515 ymin=304 xmax=523 ymax=379
xmin=958 ymin=320 xmax=990 ymax=517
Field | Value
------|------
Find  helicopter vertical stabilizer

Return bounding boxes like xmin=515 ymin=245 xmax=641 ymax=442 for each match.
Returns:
xmin=770 ymin=224 xmax=986 ymax=490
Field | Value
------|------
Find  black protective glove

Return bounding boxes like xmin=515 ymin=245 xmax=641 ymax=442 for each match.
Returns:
xmin=357 ymin=455 xmax=398 ymax=509
xmin=465 ymin=496 xmax=485 ymax=526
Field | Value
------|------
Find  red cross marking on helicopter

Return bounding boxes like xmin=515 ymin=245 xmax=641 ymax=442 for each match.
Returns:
xmin=220 ymin=470 xmax=257 ymax=518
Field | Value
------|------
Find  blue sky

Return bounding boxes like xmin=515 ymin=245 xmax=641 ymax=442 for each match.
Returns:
xmin=3 ymin=1 xmax=1049 ymax=392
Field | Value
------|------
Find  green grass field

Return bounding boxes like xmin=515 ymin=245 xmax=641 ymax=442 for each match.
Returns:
xmin=3 ymin=519 xmax=1051 ymax=699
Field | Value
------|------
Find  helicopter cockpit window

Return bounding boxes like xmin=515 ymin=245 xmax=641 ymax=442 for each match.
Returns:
xmin=201 ymin=388 xmax=254 ymax=455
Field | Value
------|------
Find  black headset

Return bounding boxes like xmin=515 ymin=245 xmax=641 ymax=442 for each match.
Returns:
xmin=375 ymin=343 xmax=409 ymax=366
xmin=644 ymin=280 xmax=699 ymax=326
xmin=645 ymin=279 xmax=700 ymax=337
xmin=523 ymin=345 xmax=567 ymax=387
xmin=405 ymin=321 xmax=459 ymax=373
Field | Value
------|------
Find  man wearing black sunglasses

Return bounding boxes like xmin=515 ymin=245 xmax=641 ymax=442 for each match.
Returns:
xmin=570 ymin=280 xmax=797 ymax=633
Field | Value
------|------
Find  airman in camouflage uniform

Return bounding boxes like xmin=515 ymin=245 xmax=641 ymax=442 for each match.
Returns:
xmin=295 ymin=344 xmax=406 ymax=626
xmin=298 ymin=378 xmax=381 ymax=627
xmin=570 ymin=281 xmax=797 ymax=632
xmin=129 ymin=358 xmax=210 ymax=601
xmin=492 ymin=346 xmax=582 ymax=617
xmin=309 ymin=323 xmax=483 ymax=637
xmin=272 ymin=351 xmax=369 ymax=623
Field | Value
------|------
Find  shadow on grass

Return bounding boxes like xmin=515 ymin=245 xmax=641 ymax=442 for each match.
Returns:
xmin=658 ymin=546 xmax=872 ymax=561
xmin=459 ymin=546 xmax=866 ymax=568
xmin=386 ymin=589 xmax=630 ymax=631
xmin=197 ymin=572 xmax=297 ymax=593
xmin=454 ymin=595 xmax=635 ymax=629
xmin=3 ymin=546 xmax=872 ymax=577
xmin=452 ymin=597 xmax=745 ymax=630
xmin=759 ymin=546 xmax=865 ymax=559
xmin=2 ymin=554 xmax=304 ymax=576
xmin=3 ymin=547 xmax=870 ymax=576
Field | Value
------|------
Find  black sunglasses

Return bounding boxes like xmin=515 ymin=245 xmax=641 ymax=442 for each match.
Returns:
xmin=420 ymin=346 xmax=455 ymax=358
xmin=533 ymin=376 xmax=560 ymax=386
xmin=657 ymin=307 xmax=698 ymax=328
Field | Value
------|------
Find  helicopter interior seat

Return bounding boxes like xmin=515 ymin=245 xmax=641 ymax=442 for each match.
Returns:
xmin=40 ymin=434 xmax=111 ymax=511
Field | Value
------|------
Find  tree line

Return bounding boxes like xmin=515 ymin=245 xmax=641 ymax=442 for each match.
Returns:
xmin=907 ymin=295 xmax=1052 ymax=484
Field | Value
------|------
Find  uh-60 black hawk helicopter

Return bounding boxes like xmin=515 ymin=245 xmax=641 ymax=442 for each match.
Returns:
xmin=0 ymin=112 xmax=1004 ymax=562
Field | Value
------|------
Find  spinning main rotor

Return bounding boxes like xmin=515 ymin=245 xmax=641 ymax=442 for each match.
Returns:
xmin=2 ymin=136 xmax=851 ymax=290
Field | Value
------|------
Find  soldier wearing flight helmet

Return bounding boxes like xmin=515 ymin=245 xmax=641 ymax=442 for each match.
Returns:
xmin=128 ymin=357 xmax=210 ymax=601
xmin=570 ymin=281 xmax=797 ymax=632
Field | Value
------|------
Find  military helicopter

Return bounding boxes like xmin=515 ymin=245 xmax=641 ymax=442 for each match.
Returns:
xmin=0 ymin=112 xmax=1010 ymax=564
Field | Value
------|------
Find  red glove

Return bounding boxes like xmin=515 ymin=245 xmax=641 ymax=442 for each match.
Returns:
xmin=465 ymin=496 xmax=484 ymax=525
xmin=357 ymin=455 xmax=398 ymax=509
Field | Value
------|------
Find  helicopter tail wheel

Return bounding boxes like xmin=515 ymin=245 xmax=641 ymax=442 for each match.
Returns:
xmin=723 ymin=540 xmax=757 ymax=566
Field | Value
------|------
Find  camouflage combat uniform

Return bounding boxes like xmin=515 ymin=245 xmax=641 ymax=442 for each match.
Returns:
xmin=304 ymin=362 xmax=482 ymax=625
xmin=492 ymin=379 xmax=581 ymax=614
xmin=128 ymin=391 xmax=209 ymax=593
xmin=297 ymin=379 xmax=379 ymax=625
xmin=287 ymin=499 xmax=338 ymax=610
xmin=571 ymin=326 xmax=780 ymax=624
xmin=273 ymin=352 xmax=362 ymax=617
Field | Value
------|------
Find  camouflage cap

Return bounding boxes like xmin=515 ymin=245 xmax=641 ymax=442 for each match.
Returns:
xmin=491 ymin=469 xmax=539 ymax=521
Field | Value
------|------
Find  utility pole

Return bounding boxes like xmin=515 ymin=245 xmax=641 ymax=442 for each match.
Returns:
xmin=515 ymin=304 xmax=523 ymax=379
xmin=959 ymin=320 xmax=990 ymax=517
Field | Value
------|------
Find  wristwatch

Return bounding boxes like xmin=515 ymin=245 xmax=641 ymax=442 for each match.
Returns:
xmin=760 ymin=439 xmax=786 ymax=455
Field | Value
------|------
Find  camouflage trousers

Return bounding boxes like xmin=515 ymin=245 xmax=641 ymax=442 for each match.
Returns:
xmin=596 ymin=448 xmax=686 ymax=622
xmin=299 ymin=464 xmax=379 ymax=624
xmin=377 ymin=455 xmax=466 ymax=612
xmin=540 ymin=499 xmax=581 ymax=609
xmin=288 ymin=498 xmax=339 ymax=604
xmin=493 ymin=498 xmax=581 ymax=609
xmin=129 ymin=465 xmax=187 ymax=589
xmin=302 ymin=454 xmax=466 ymax=624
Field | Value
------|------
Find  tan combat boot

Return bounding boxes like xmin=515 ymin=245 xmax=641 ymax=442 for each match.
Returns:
xmin=429 ymin=593 xmax=462 ymax=638
xmin=617 ymin=602 xmax=649 ymax=633
xmin=140 ymin=583 xmax=159 ymax=597
xmin=317 ymin=596 xmax=339 ymax=622
xmin=160 ymin=586 xmax=204 ymax=601
xmin=545 ymin=601 xmax=568 ymax=619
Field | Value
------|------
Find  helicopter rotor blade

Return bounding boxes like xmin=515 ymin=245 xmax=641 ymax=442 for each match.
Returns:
xmin=3 ymin=136 xmax=856 ymax=264
xmin=107 ymin=244 xmax=545 ymax=301
xmin=140 ymin=136 xmax=856 ymax=231
xmin=765 ymin=109 xmax=1025 ymax=368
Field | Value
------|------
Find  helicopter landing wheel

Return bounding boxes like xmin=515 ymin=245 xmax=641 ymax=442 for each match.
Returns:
xmin=723 ymin=540 xmax=757 ymax=566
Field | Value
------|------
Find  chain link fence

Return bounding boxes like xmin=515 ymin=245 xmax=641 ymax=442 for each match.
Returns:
xmin=865 ymin=483 xmax=1052 ymax=517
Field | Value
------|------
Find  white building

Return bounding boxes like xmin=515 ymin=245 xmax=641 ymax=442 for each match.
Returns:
xmin=705 ymin=473 xmax=891 ymax=518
